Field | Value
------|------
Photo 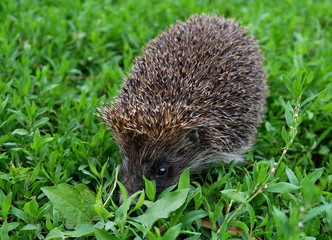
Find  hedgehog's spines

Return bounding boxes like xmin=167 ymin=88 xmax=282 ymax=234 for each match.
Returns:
xmin=98 ymin=14 xmax=267 ymax=192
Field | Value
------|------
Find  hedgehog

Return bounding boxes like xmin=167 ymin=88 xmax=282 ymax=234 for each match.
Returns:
xmin=97 ymin=14 xmax=267 ymax=198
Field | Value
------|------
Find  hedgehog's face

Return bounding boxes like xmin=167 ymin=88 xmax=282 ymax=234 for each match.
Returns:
xmin=120 ymin=153 xmax=187 ymax=199
xmin=119 ymin=129 xmax=200 ymax=200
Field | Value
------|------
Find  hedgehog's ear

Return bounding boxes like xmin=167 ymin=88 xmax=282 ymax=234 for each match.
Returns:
xmin=187 ymin=128 xmax=200 ymax=145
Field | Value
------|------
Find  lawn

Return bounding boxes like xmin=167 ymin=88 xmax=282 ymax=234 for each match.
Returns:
xmin=0 ymin=0 xmax=331 ymax=239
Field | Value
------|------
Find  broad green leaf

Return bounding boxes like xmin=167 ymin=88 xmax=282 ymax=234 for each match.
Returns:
xmin=178 ymin=168 xmax=190 ymax=190
xmin=100 ymin=160 xmax=108 ymax=180
xmin=285 ymin=109 xmax=293 ymax=127
xmin=2 ymin=192 xmax=12 ymax=220
xmin=91 ymin=203 xmax=113 ymax=220
xmin=272 ymin=207 xmax=290 ymax=236
xmin=117 ymin=181 xmax=128 ymax=208
xmin=229 ymin=221 xmax=249 ymax=236
xmin=46 ymin=214 xmax=53 ymax=231
xmin=246 ymin=203 xmax=255 ymax=231
xmin=181 ymin=210 xmax=208 ymax=226
xmin=307 ymin=168 xmax=324 ymax=186
xmin=45 ymin=224 xmax=95 ymax=239
xmin=29 ymin=163 xmax=40 ymax=183
xmin=212 ymin=198 xmax=224 ymax=224
xmin=266 ymin=182 xmax=300 ymax=193
xmin=220 ymin=231 xmax=232 ymax=240
xmin=161 ymin=223 xmax=182 ymax=240
xmin=285 ymin=166 xmax=299 ymax=186
xmin=281 ymin=126 xmax=288 ymax=143
xmin=133 ymin=188 xmax=190 ymax=229
xmin=220 ymin=189 xmax=247 ymax=203
xmin=46 ymin=228 xmax=65 ymax=239
xmin=11 ymin=207 xmax=29 ymax=223
xmin=12 ymin=129 xmax=29 ymax=135
xmin=41 ymin=184 xmax=97 ymax=224
xmin=32 ymin=128 xmax=41 ymax=153
xmin=131 ymin=190 xmax=145 ymax=212
xmin=256 ymin=213 xmax=269 ymax=229
xmin=143 ymin=175 xmax=156 ymax=201
xmin=302 ymin=204 xmax=332 ymax=223
xmin=94 ymin=228 xmax=118 ymax=240
xmin=278 ymin=96 xmax=289 ymax=110
xmin=30 ymin=199 xmax=39 ymax=218
xmin=301 ymin=89 xmax=326 ymax=107
xmin=33 ymin=117 xmax=49 ymax=129
xmin=282 ymin=75 xmax=297 ymax=98
xmin=48 ymin=151 xmax=58 ymax=173
xmin=24 ymin=96 xmax=32 ymax=118
xmin=0 ymin=95 xmax=9 ymax=114
xmin=89 ymin=162 xmax=100 ymax=179
xmin=21 ymin=224 xmax=39 ymax=231
xmin=257 ymin=169 xmax=267 ymax=184
xmin=0 ymin=220 xmax=9 ymax=240
xmin=0 ymin=222 xmax=19 ymax=232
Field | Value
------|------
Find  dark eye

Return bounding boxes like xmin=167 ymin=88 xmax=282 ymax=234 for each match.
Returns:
xmin=157 ymin=167 xmax=167 ymax=177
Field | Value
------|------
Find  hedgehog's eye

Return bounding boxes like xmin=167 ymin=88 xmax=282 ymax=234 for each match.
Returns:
xmin=157 ymin=167 xmax=167 ymax=177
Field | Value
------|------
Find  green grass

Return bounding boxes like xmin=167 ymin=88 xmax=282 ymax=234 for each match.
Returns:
xmin=0 ymin=0 xmax=331 ymax=239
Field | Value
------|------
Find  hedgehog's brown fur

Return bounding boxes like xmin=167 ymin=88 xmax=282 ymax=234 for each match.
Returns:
xmin=98 ymin=14 xmax=267 ymax=197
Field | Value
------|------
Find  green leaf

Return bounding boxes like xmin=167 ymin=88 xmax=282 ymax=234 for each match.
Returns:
xmin=32 ymin=128 xmax=42 ymax=153
xmin=161 ymin=223 xmax=182 ymax=240
xmin=229 ymin=221 xmax=249 ymax=236
xmin=33 ymin=117 xmax=49 ymax=129
xmin=89 ymin=162 xmax=100 ymax=179
xmin=180 ymin=210 xmax=208 ymax=226
xmin=91 ymin=203 xmax=113 ymax=220
xmin=246 ymin=203 xmax=255 ymax=231
xmin=1 ymin=222 xmax=19 ymax=232
xmin=281 ymin=126 xmax=288 ymax=143
xmin=21 ymin=224 xmax=39 ymax=231
xmin=143 ymin=175 xmax=156 ymax=201
xmin=285 ymin=109 xmax=293 ymax=127
xmin=266 ymin=182 xmax=300 ymax=193
xmin=45 ymin=224 xmax=95 ymax=239
xmin=94 ymin=228 xmax=118 ymax=240
xmin=100 ymin=160 xmax=108 ymax=180
xmin=2 ymin=192 xmax=12 ymax=220
xmin=307 ymin=168 xmax=324 ymax=186
xmin=273 ymin=207 xmax=290 ymax=236
xmin=11 ymin=207 xmax=29 ymax=223
xmin=48 ymin=151 xmax=58 ymax=173
xmin=46 ymin=214 xmax=53 ymax=231
xmin=117 ymin=181 xmax=127 ymax=208
xmin=256 ymin=213 xmax=269 ymax=229
xmin=285 ymin=166 xmax=299 ymax=186
xmin=282 ymin=75 xmax=297 ymax=98
xmin=301 ymin=89 xmax=326 ymax=107
xmin=133 ymin=188 xmax=190 ymax=229
xmin=24 ymin=96 xmax=32 ymax=118
xmin=12 ymin=129 xmax=29 ymax=136
xmin=257 ymin=168 xmax=267 ymax=184
xmin=0 ymin=95 xmax=9 ymax=115
xmin=212 ymin=198 xmax=224 ymax=224
xmin=131 ymin=190 xmax=145 ymax=212
xmin=302 ymin=204 xmax=332 ymax=223
xmin=45 ymin=228 xmax=64 ymax=239
xmin=29 ymin=163 xmax=40 ymax=184
xmin=41 ymin=184 xmax=97 ymax=224
xmin=0 ymin=220 xmax=9 ymax=240
xmin=30 ymin=199 xmax=39 ymax=218
xmin=278 ymin=96 xmax=289 ymax=110
xmin=178 ymin=168 xmax=190 ymax=190
xmin=220 ymin=189 xmax=247 ymax=203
